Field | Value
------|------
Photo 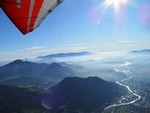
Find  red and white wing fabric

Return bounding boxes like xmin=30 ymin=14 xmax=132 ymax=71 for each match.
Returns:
xmin=0 ymin=0 xmax=62 ymax=34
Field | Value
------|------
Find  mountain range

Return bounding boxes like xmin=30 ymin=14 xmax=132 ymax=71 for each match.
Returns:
xmin=0 ymin=60 xmax=76 ymax=86
xmin=38 ymin=51 xmax=91 ymax=59
xmin=0 ymin=59 xmax=127 ymax=113
xmin=42 ymin=77 xmax=126 ymax=113
xmin=130 ymin=49 xmax=150 ymax=54
xmin=0 ymin=76 xmax=126 ymax=113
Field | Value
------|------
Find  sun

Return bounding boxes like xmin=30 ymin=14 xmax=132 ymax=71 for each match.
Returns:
xmin=103 ymin=0 xmax=128 ymax=12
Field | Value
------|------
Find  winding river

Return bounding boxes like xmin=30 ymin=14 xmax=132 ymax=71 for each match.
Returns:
xmin=103 ymin=74 xmax=141 ymax=113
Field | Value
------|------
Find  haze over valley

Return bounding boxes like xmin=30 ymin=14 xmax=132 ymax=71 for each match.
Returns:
xmin=0 ymin=49 xmax=150 ymax=113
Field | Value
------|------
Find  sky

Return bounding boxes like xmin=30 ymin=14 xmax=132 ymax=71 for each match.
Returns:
xmin=0 ymin=0 xmax=150 ymax=62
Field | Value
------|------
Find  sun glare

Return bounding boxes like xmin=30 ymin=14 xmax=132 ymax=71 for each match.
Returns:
xmin=104 ymin=0 xmax=128 ymax=11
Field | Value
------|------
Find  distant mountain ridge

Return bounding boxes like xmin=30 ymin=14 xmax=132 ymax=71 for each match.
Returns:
xmin=130 ymin=49 xmax=150 ymax=54
xmin=42 ymin=77 xmax=126 ymax=113
xmin=38 ymin=51 xmax=91 ymax=59
xmin=0 ymin=60 xmax=76 ymax=82
xmin=41 ymin=62 xmax=75 ymax=80
xmin=0 ymin=59 xmax=48 ymax=79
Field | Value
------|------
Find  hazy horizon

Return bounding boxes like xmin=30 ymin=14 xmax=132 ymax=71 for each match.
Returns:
xmin=0 ymin=0 xmax=150 ymax=63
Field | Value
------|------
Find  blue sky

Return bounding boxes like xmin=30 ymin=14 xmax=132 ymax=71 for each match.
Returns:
xmin=0 ymin=0 xmax=150 ymax=62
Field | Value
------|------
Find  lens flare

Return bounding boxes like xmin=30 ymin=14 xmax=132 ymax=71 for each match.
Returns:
xmin=103 ymin=0 xmax=128 ymax=12
xmin=138 ymin=5 xmax=150 ymax=25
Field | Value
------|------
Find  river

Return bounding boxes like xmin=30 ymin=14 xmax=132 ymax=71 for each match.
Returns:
xmin=103 ymin=75 xmax=141 ymax=113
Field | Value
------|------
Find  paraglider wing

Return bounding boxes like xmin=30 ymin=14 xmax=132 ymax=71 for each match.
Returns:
xmin=0 ymin=0 xmax=62 ymax=34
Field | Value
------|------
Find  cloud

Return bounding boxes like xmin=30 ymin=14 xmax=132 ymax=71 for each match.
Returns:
xmin=117 ymin=40 xmax=137 ymax=44
xmin=1 ymin=41 xmax=149 ymax=63
xmin=25 ymin=46 xmax=46 ymax=50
